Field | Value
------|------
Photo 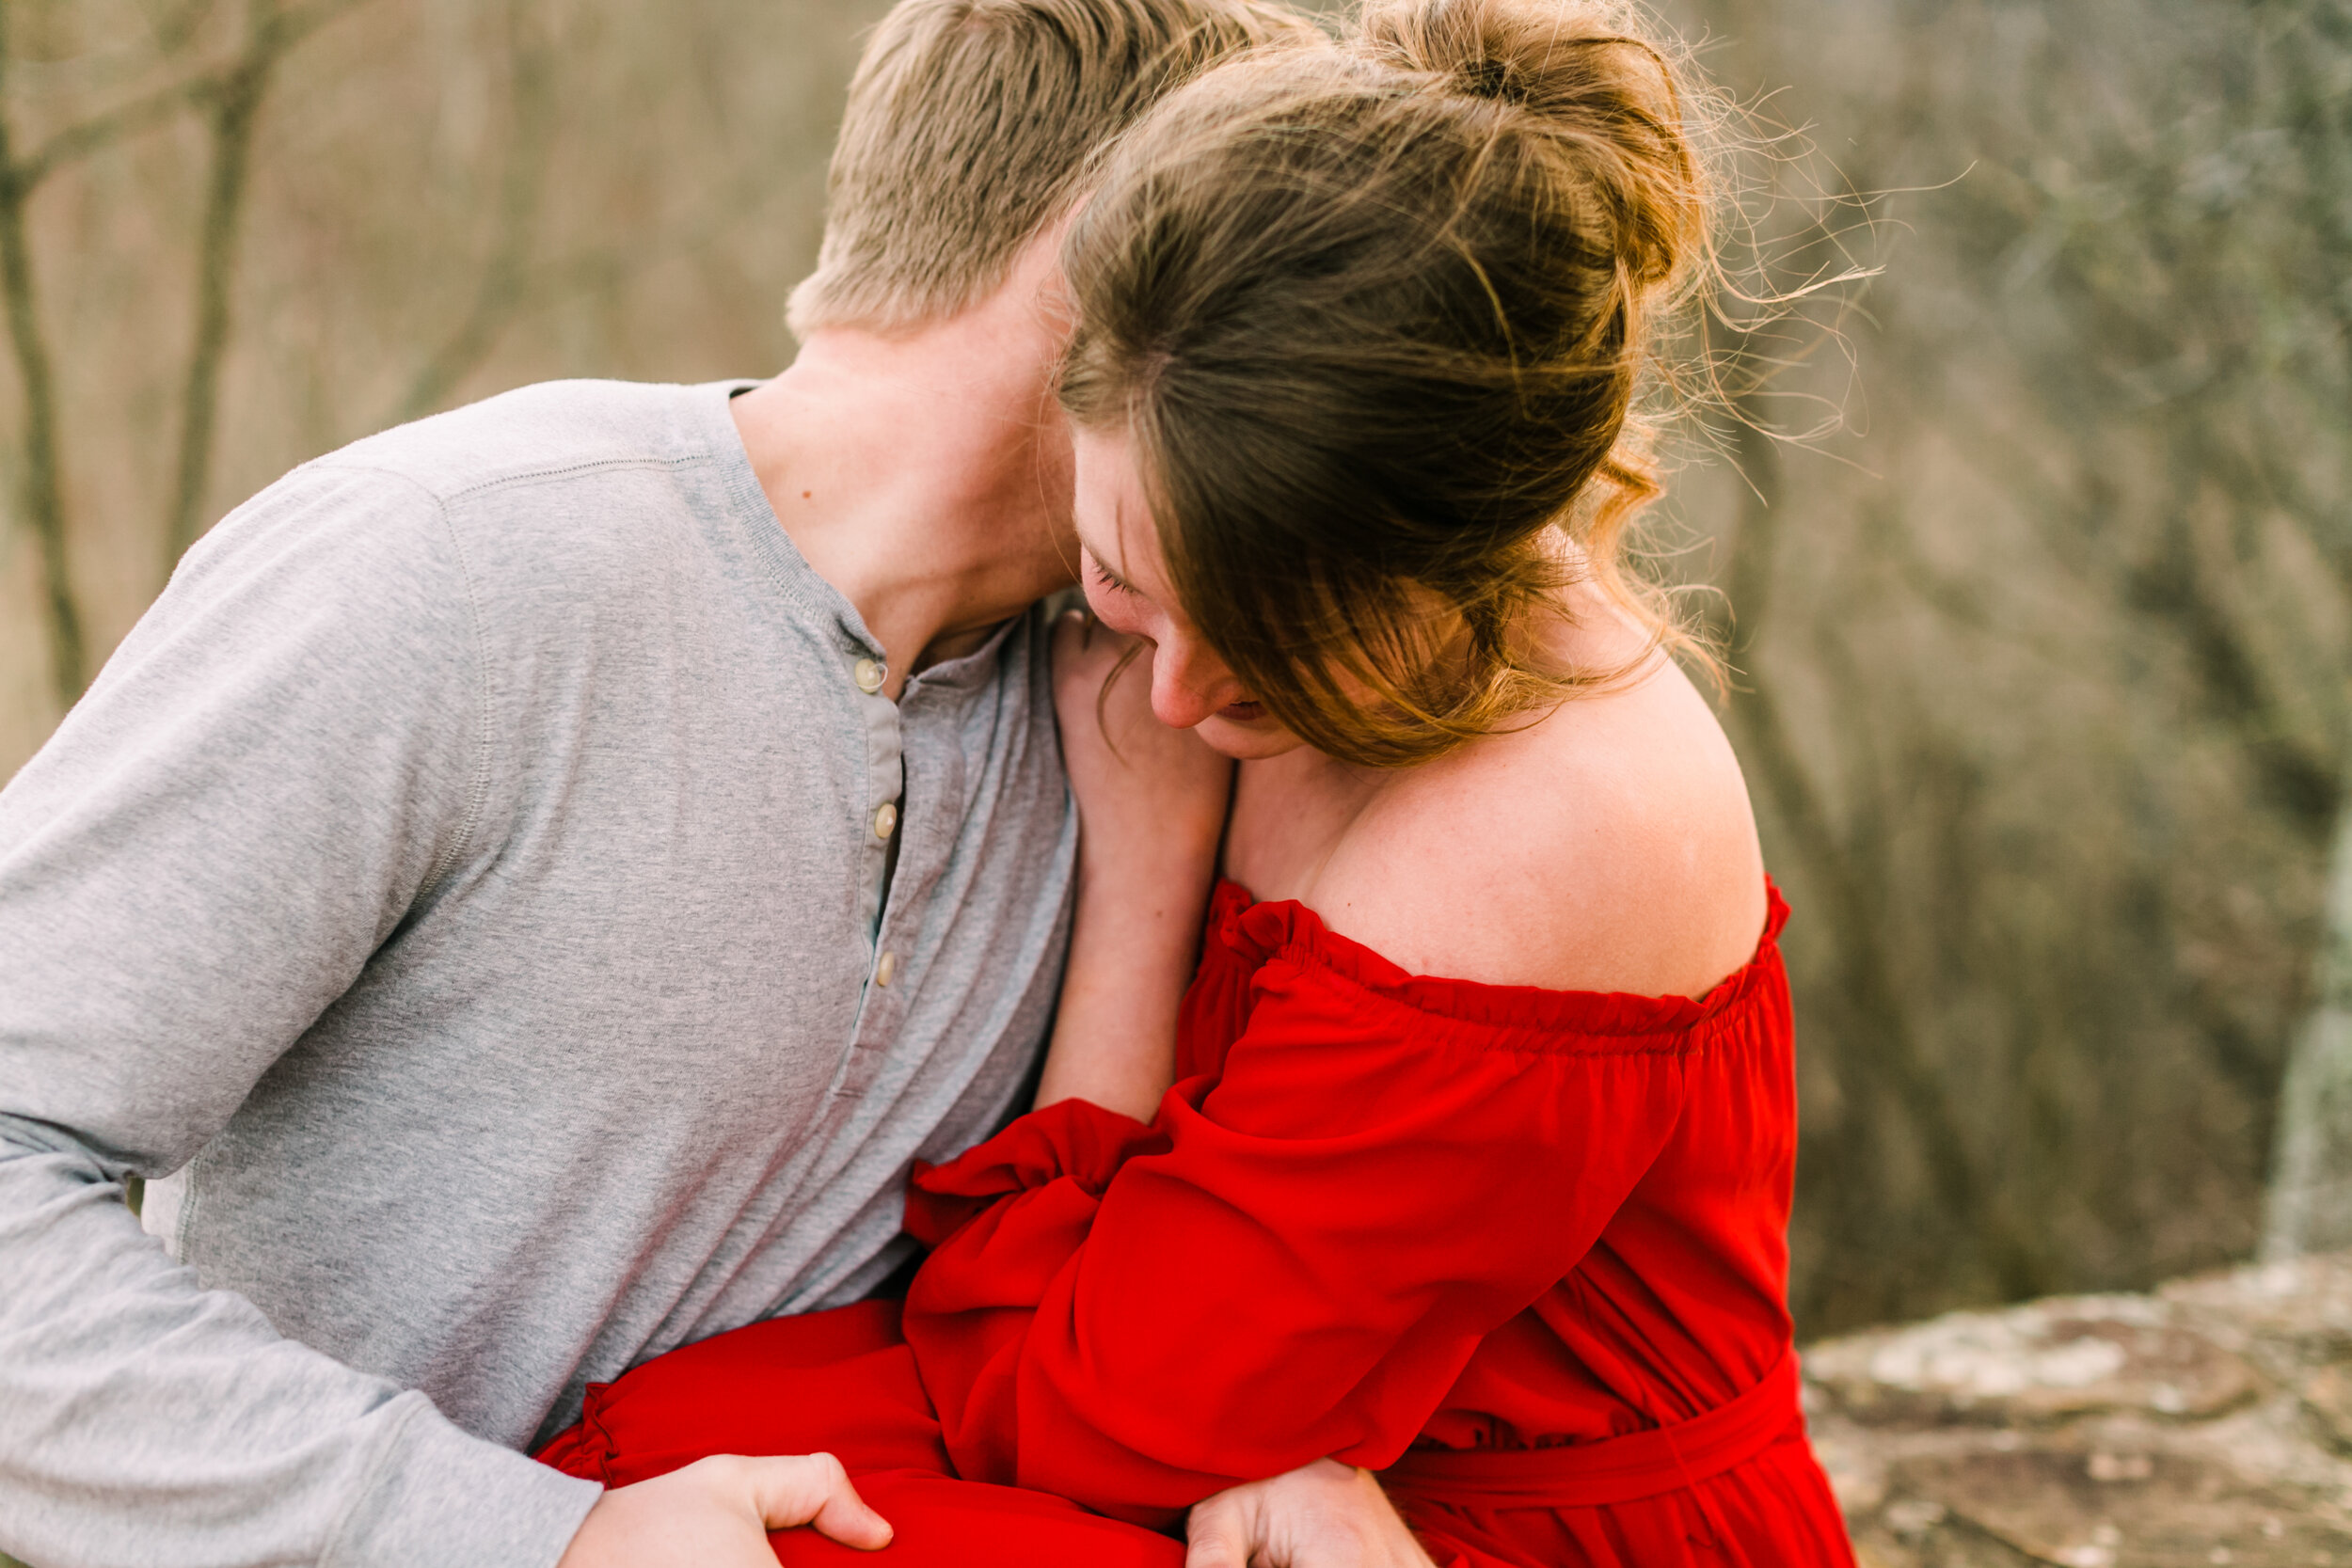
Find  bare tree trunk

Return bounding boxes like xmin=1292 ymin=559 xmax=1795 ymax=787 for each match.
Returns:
xmin=165 ymin=2 xmax=288 ymax=572
xmin=2263 ymin=763 xmax=2352 ymax=1259
xmin=0 ymin=13 xmax=88 ymax=708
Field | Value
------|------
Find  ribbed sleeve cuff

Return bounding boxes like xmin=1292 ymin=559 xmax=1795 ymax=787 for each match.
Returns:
xmin=326 ymin=1395 xmax=601 ymax=1568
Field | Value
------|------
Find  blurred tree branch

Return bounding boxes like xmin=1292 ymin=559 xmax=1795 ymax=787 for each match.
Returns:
xmin=19 ymin=0 xmax=367 ymax=194
xmin=1710 ymin=394 xmax=2042 ymax=1302
xmin=0 ymin=0 xmax=373 ymax=710
xmin=1931 ymin=398 xmax=2342 ymax=845
xmin=168 ymin=0 xmax=379 ymax=568
xmin=392 ymin=0 xmax=557 ymax=424
xmin=17 ymin=67 xmax=210 ymax=190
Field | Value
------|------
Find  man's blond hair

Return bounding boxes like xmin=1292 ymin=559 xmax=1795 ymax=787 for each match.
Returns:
xmin=787 ymin=0 xmax=1319 ymax=336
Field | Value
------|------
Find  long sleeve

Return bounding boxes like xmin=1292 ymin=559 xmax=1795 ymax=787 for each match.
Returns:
xmin=0 ymin=463 xmax=597 ymax=1568
xmin=899 ymin=949 xmax=1692 ymax=1528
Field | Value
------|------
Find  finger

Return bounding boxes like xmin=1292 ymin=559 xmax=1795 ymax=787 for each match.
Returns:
xmin=1184 ymin=1490 xmax=1258 ymax=1568
xmin=746 ymin=1453 xmax=894 ymax=1551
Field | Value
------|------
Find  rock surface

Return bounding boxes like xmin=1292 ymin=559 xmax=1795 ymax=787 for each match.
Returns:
xmin=1808 ymin=1254 xmax=2352 ymax=1567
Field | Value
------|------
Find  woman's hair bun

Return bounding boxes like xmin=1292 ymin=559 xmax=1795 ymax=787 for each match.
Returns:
xmin=1354 ymin=0 xmax=1706 ymax=290
xmin=1057 ymin=0 xmax=1731 ymax=765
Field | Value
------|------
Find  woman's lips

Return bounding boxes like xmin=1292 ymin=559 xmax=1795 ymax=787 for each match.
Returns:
xmin=1217 ymin=700 xmax=1266 ymax=722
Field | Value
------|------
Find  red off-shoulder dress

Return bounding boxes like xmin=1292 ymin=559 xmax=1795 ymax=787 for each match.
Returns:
xmin=537 ymin=879 xmax=1854 ymax=1567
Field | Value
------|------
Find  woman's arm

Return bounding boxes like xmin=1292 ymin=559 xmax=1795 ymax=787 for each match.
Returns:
xmin=1034 ymin=611 xmax=1233 ymax=1121
xmin=902 ymin=971 xmax=1708 ymax=1524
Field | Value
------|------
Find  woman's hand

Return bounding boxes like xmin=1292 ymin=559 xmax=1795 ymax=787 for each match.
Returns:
xmin=1052 ymin=608 xmax=1234 ymax=872
xmin=555 ymin=1453 xmax=890 ymax=1567
xmin=1036 ymin=610 xmax=1234 ymax=1121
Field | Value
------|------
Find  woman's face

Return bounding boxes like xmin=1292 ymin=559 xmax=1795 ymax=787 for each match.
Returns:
xmin=1070 ymin=427 xmax=1304 ymax=761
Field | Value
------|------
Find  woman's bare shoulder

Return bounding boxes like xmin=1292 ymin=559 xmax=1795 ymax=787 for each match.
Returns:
xmin=1311 ymin=661 xmax=1769 ymax=999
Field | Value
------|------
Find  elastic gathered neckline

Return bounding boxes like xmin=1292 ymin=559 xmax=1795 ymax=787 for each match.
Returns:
xmin=1206 ymin=878 xmax=1789 ymax=1042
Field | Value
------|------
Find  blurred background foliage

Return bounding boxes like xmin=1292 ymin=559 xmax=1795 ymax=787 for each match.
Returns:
xmin=0 ymin=0 xmax=2345 ymax=1338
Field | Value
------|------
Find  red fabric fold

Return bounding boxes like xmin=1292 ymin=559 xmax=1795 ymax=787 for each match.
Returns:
xmin=1380 ymin=1349 xmax=1804 ymax=1504
xmin=906 ymin=1095 xmax=1167 ymax=1246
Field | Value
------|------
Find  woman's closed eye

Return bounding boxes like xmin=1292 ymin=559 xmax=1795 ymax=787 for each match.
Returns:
xmin=1086 ymin=553 xmax=1138 ymax=598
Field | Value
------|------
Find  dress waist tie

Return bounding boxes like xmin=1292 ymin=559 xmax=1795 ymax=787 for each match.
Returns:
xmin=1376 ymin=1349 xmax=1804 ymax=1508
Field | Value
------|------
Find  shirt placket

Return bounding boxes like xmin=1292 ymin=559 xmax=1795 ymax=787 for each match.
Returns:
xmin=834 ymin=643 xmax=907 ymax=1101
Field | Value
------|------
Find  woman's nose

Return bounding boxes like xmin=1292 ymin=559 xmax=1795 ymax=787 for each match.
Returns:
xmin=1148 ymin=635 xmax=1232 ymax=730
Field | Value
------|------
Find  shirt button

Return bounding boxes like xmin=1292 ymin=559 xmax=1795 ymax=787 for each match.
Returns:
xmin=873 ymin=801 xmax=898 ymax=841
xmin=853 ymin=657 xmax=886 ymax=694
xmin=874 ymin=950 xmax=896 ymax=988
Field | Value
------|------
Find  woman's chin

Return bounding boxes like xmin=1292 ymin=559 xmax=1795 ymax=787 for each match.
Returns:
xmin=1197 ymin=709 xmax=1305 ymax=760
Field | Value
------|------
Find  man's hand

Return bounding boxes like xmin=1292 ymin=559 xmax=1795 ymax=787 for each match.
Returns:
xmin=555 ymin=1452 xmax=890 ymax=1567
xmin=1187 ymin=1459 xmax=1440 ymax=1568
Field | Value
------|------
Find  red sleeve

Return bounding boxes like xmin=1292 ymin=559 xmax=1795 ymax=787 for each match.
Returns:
xmin=898 ymin=957 xmax=1690 ymax=1528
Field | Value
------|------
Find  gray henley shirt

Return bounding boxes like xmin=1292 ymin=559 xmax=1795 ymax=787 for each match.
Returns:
xmin=0 ymin=378 xmax=1076 ymax=1568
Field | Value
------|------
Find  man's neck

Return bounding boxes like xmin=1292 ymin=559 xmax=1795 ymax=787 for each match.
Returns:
xmin=728 ymin=308 xmax=1077 ymax=698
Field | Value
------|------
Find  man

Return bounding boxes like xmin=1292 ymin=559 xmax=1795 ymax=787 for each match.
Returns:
xmin=0 ymin=1 xmax=1438 ymax=1564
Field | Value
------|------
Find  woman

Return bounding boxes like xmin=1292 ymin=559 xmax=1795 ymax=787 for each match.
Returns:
xmin=538 ymin=1 xmax=1855 ymax=1561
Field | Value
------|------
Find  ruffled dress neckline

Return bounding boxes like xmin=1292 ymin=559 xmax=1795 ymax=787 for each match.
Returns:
xmin=1201 ymin=876 xmax=1791 ymax=1040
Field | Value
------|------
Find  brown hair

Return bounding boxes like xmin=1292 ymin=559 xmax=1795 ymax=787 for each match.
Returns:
xmin=788 ymin=0 xmax=1322 ymax=336
xmin=1058 ymin=0 xmax=1717 ymax=767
